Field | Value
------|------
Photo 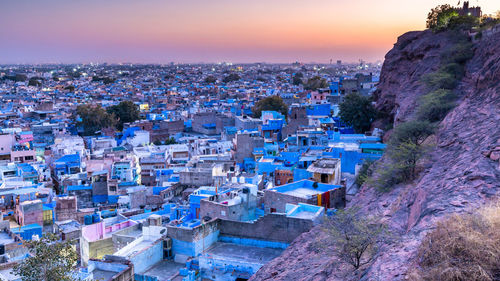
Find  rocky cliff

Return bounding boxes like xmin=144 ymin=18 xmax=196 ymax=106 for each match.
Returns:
xmin=251 ymin=28 xmax=500 ymax=281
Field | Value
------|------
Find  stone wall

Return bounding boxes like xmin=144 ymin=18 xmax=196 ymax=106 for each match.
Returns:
xmin=263 ymin=190 xmax=312 ymax=213
xmin=218 ymin=214 xmax=314 ymax=244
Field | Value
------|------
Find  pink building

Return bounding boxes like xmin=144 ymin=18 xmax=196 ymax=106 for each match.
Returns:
xmin=11 ymin=148 xmax=36 ymax=163
xmin=310 ymin=91 xmax=328 ymax=104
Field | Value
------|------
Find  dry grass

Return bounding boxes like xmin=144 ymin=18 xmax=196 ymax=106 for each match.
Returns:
xmin=410 ymin=202 xmax=500 ymax=281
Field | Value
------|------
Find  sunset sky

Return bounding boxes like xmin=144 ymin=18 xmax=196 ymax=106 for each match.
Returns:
xmin=0 ymin=0 xmax=497 ymax=64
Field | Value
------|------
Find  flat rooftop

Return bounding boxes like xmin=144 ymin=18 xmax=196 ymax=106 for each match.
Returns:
xmin=281 ymin=187 xmax=324 ymax=198
xmin=0 ymin=268 xmax=18 ymax=280
xmin=140 ymin=260 xmax=183 ymax=280
xmin=289 ymin=210 xmax=317 ymax=219
xmin=204 ymin=242 xmax=284 ymax=265
xmin=114 ymin=239 xmax=154 ymax=259
xmin=270 ymin=180 xmax=340 ymax=199
xmin=0 ymin=232 xmax=15 ymax=245
xmin=92 ymin=269 xmax=117 ymax=281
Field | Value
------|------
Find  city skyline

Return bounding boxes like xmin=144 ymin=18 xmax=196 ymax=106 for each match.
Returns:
xmin=1 ymin=0 xmax=497 ymax=64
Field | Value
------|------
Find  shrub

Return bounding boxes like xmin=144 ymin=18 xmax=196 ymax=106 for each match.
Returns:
xmin=388 ymin=141 xmax=429 ymax=181
xmin=372 ymin=121 xmax=434 ymax=192
xmin=445 ymin=42 xmax=474 ymax=65
xmin=318 ymin=207 xmax=391 ymax=270
xmin=422 ymin=71 xmax=458 ymax=89
xmin=370 ymin=162 xmax=403 ymax=192
xmin=439 ymin=63 xmax=465 ymax=79
xmin=417 ymin=89 xmax=457 ymax=122
xmin=389 ymin=121 xmax=435 ymax=146
xmin=371 ymin=141 xmax=430 ymax=192
xmin=410 ymin=203 xmax=500 ymax=281
xmin=355 ymin=160 xmax=374 ymax=186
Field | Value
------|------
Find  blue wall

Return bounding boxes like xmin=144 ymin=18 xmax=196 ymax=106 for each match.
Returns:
xmin=218 ymin=236 xmax=288 ymax=249
xmin=131 ymin=241 xmax=163 ymax=274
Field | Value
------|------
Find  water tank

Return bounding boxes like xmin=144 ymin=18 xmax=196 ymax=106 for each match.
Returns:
xmin=92 ymin=213 xmax=101 ymax=223
xmin=84 ymin=215 xmax=92 ymax=225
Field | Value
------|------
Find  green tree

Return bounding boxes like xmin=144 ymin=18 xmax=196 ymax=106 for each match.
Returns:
xmin=417 ymin=89 xmax=457 ymax=122
xmin=389 ymin=120 xmax=435 ymax=146
xmin=75 ymin=104 xmax=116 ymax=136
xmin=448 ymin=15 xmax=479 ymax=30
xmin=372 ymin=121 xmax=435 ymax=191
xmin=107 ymin=101 xmax=140 ymax=131
xmin=304 ymin=76 xmax=328 ymax=90
xmin=165 ymin=137 xmax=177 ymax=145
xmin=223 ymin=73 xmax=240 ymax=83
xmin=92 ymin=76 xmax=115 ymax=84
xmin=339 ymin=93 xmax=378 ymax=133
xmin=427 ymin=5 xmax=458 ymax=31
xmin=204 ymin=75 xmax=217 ymax=84
xmin=252 ymin=95 xmax=289 ymax=118
xmin=389 ymin=141 xmax=429 ymax=181
xmin=318 ymin=207 xmax=390 ymax=270
xmin=292 ymin=72 xmax=303 ymax=85
xmin=28 ymin=78 xmax=42 ymax=87
xmin=13 ymin=233 xmax=78 ymax=281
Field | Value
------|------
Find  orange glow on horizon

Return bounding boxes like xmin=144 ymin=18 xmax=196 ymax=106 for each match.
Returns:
xmin=0 ymin=0 xmax=498 ymax=63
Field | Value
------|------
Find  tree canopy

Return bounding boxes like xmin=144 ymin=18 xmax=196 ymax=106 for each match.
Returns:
xmin=292 ymin=72 xmax=303 ymax=85
xmin=14 ymin=233 xmax=78 ymax=281
xmin=75 ymin=104 xmax=116 ymax=136
xmin=252 ymin=95 xmax=288 ymax=118
xmin=389 ymin=120 xmax=435 ymax=146
xmin=427 ymin=4 xmax=458 ymax=31
xmin=339 ymin=93 xmax=377 ymax=133
xmin=223 ymin=73 xmax=240 ymax=83
xmin=107 ymin=101 xmax=140 ymax=131
xmin=204 ymin=75 xmax=217 ymax=84
xmin=304 ymin=76 xmax=328 ymax=90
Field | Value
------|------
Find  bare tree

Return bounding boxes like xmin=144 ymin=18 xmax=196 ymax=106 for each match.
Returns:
xmin=318 ymin=208 xmax=390 ymax=270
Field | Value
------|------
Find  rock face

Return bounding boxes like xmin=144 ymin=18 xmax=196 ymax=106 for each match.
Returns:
xmin=251 ymin=28 xmax=500 ymax=281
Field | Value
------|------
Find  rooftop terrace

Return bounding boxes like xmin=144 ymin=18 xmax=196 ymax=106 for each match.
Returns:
xmin=270 ymin=179 xmax=340 ymax=199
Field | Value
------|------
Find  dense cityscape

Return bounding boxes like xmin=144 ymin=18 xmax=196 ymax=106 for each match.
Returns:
xmin=0 ymin=62 xmax=382 ymax=280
